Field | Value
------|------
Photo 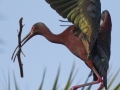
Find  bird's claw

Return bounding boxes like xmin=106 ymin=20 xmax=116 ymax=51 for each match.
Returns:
xmin=97 ymin=82 xmax=104 ymax=90
xmin=70 ymin=86 xmax=78 ymax=90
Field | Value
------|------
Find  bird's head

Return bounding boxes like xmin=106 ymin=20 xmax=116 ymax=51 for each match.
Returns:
xmin=20 ymin=22 xmax=48 ymax=46
xmin=11 ymin=22 xmax=49 ymax=59
xmin=31 ymin=22 xmax=47 ymax=35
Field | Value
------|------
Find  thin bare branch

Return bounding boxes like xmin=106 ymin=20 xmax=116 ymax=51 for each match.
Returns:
xmin=12 ymin=17 xmax=25 ymax=77
xmin=16 ymin=17 xmax=24 ymax=77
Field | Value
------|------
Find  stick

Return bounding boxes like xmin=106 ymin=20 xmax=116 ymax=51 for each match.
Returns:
xmin=17 ymin=17 xmax=24 ymax=77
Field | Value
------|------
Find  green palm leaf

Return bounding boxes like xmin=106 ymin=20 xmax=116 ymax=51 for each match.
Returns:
xmin=38 ymin=68 xmax=46 ymax=90
xmin=64 ymin=62 xmax=77 ymax=90
xmin=52 ymin=64 xmax=60 ymax=90
xmin=113 ymin=83 xmax=120 ymax=90
xmin=107 ymin=68 xmax=120 ymax=90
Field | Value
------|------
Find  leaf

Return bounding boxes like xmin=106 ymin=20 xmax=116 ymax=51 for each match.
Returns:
xmin=113 ymin=83 xmax=120 ymax=90
xmin=64 ymin=62 xmax=75 ymax=90
xmin=38 ymin=68 xmax=46 ymax=90
xmin=52 ymin=64 xmax=60 ymax=90
xmin=107 ymin=68 xmax=120 ymax=89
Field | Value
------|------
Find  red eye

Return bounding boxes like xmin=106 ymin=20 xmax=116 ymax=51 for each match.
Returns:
xmin=32 ymin=26 xmax=34 ymax=30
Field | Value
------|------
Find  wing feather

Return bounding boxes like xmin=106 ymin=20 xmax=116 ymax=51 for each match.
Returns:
xmin=45 ymin=0 xmax=101 ymax=56
xmin=93 ymin=10 xmax=112 ymax=89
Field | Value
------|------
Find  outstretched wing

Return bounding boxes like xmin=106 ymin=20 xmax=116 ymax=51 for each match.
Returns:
xmin=93 ymin=10 xmax=112 ymax=89
xmin=45 ymin=0 xmax=101 ymax=57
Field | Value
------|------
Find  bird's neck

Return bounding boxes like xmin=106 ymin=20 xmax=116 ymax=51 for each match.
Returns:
xmin=41 ymin=24 xmax=76 ymax=45
xmin=42 ymin=30 xmax=63 ymax=44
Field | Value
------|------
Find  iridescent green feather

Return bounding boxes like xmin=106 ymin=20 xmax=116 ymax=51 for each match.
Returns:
xmin=45 ymin=0 xmax=101 ymax=57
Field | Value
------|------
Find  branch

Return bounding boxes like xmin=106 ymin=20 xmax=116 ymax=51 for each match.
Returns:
xmin=16 ymin=17 xmax=25 ymax=77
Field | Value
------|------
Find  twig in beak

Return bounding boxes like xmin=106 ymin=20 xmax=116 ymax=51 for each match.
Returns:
xmin=16 ymin=30 xmax=25 ymax=58
xmin=13 ymin=17 xmax=25 ymax=77
xmin=17 ymin=17 xmax=24 ymax=77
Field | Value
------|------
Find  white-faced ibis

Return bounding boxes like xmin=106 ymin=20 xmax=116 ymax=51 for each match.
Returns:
xmin=12 ymin=10 xmax=112 ymax=90
xmin=45 ymin=0 xmax=101 ymax=58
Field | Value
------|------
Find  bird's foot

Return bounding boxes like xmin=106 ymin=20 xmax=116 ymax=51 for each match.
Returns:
xmin=97 ymin=82 xmax=104 ymax=90
xmin=70 ymin=78 xmax=102 ymax=90
xmin=70 ymin=86 xmax=79 ymax=90
xmin=96 ymin=76 xmax=102 ymax=82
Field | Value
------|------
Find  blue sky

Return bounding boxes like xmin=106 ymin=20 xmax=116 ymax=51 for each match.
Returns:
xmin=0 ymin=0 xmax=120 ymax=90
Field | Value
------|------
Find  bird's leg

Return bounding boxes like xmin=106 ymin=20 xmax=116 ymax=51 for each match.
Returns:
xmin=70 ymin=80 xmax=100 ymax=90
xmin=98 ymin=82 xmax=104 ymax=90
xmin=70 ymin=67 xmax=102 ymax=90
xmin=92 ymin=67 xmax=102 ymax=82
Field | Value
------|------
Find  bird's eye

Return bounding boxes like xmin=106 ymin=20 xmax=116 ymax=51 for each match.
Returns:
xmin=32 ymin=27 xmax=34 ymax=30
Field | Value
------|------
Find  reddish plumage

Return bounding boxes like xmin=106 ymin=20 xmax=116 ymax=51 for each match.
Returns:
xmin=26 ymin=23 xmax=95 ymax=68
xmin=12 ymin=10 xmax=112 ymax=90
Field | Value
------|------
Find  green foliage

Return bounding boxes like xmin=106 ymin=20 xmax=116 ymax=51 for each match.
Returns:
xmin=107 ymin=69 xmax=120 ymax=90
xmin=38 ymin=68 xmax=46 ymax=90
xmin=52 ymin=65 xmax=60 ymax=90
xmin=64 ymin=62 xmax=76 ymax=90
xmin=1 ymin=64 xmax=120 ymax=90
xmin=37 ymin=63 xmax=120 ymax=90
xmin=38 ymin=62 xmax=79 ymax=90
xmin=114 ymin=83 xmax=120 ymax=90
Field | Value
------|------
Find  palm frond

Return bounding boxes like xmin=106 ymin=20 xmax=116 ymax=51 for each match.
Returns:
xmin=64 ymin=62 xmax=75 ymax=90
xmin=107 ymin=68 xmax=120 ymax=90
xmin=52 ymin=64 xmax=60 ymax=90
xmin=113 ymin=83 xmax=120 ymax=90
xmin=38 ymin=68 xmax=46 ymax=90
xmin=1 ymin=64 xmax=120 ymax=90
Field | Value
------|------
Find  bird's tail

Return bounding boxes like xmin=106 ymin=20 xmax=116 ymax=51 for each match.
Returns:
xmin=93 ymin=55 xmax=107 ymax=89
xmin=103 ymin=76 xmax=107 ymax=89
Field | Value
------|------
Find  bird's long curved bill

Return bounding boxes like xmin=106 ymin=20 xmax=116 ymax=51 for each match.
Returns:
xmin=11 ymin=32 xmax=33 ymax=60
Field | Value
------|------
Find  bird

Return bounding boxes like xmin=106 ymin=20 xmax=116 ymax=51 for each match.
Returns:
xmin=45 ymin=0 xmax=101 ymax=58
xmin=12 ymin=10 xmax=112 ymax=90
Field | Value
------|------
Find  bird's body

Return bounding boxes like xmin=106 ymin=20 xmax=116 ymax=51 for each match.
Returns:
xmin=39 ymin=10 xmax=112 ymax=90
xmin=11 ymin=1 xmax=112 ymax=89
xmin=45 ymin=0 xmax=101 ymax=58
xmin=41 ymin=24 xmax=94 ymax=67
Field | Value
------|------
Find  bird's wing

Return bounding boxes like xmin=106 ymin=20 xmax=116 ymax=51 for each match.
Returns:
xmin=98 ymin=10 xmax=112 ymax=71
xmin=93 ymin=10 xmax=112 ymax=89
xmin=45 ymin=0 xmax=101 ymax=56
